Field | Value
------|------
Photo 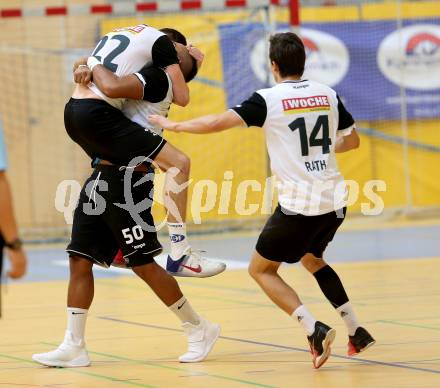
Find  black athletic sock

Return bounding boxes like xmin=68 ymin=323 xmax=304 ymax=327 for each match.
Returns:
xmin=313 ymin=265 xmax=349 ymax=309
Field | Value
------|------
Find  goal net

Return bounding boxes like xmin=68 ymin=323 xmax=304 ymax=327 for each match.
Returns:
xmin=0 ymin=1 xmax=274 ymax=241
xmin=1 ymin=0 xmax=439 ymax=241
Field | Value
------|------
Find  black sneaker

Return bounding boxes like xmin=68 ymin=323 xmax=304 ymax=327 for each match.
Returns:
xmin=348 ymin=327 xmax=376 ymax=356
xmin=307 ymin=321 xmax=336 ymax=369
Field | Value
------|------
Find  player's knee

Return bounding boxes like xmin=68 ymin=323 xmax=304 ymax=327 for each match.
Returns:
xmin=301 ymin=255 xmax=326 ymax=273
xmin=248 ymin=264 xmax=255 ymax=279
xmin=248 ymin=263 xmax=261 ymax=281
xmin=69 ymin=255 xmax=93 ymax=276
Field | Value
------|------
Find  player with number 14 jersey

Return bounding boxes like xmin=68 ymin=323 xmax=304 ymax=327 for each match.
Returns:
xmin=150 ymin=32 xmax=375 ymax=369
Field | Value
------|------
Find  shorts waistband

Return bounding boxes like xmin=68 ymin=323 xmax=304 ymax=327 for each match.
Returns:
xmin=95 ymin=160 xmax=154 ymax=174
xmin=68 ymin=97 xmax=112 ymax=107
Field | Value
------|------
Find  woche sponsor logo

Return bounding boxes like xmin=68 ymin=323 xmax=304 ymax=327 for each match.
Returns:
xmin=282 ymin=95 xmax=330 ymax=114
xmin=378 ymin=24 xmax=440 ymax=90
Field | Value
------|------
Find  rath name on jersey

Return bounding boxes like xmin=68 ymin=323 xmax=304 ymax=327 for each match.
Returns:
xmin=282 ymin=95 xmax=330 ymax=114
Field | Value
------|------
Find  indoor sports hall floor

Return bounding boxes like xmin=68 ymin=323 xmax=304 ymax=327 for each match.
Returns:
xmin=1 ymin=220 xmax=440 ymax=388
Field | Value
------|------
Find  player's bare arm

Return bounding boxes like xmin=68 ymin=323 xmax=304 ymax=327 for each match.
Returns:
xmin=335 ymin=129 xmax=360 ymax=153
xmin=90 ymin=64 xmax=143 ymax=100
xmin=152 ymin=37 xmax=190 ymax=107
xmin=0 ymin=171 xmax=27 ymax=279
xmin=166 ymin=63 xmax=189 ymax=107
xmin=88 ymin=51 xmax=196 ymax=102
xmin=73 ymin=42 xmax=200 ymax=102
xmin=149 ymin=110 xmax=243 ymax=134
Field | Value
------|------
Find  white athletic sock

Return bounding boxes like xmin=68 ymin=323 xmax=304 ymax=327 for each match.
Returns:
xmin=169 ymin=296 xmax=200 ymax=326
xmin=292 ymin=305 xmax=316 ymax=336
xmin=66 ymin=307 xmax=88 ymax=346
xmin=168 ymin=223 xmax=190 ymax=260
xmin=336 ymin=302 xmax=359 ymax=336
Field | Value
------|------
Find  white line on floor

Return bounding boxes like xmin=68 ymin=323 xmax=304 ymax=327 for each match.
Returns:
xmin=51 ymin=253 xmax=248 ymax=273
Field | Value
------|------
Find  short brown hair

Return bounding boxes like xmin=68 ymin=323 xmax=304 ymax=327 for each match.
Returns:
xmin=160 ymin=28 xmax=187 ymax=46
xmin=269 ymin=32 xmax=306 ymax=78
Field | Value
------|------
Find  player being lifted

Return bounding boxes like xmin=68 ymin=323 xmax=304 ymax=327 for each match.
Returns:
xmin=73 ymin=25 xmax=225 ymax=278
xmin=32 ymin=26 xmax=222 ymax=368
xmin=150 ymin=32 xmax=375 ymax=369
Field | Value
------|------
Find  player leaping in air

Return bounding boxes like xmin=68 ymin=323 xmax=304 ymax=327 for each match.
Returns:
xmin=149 ymin=32 xmax=376 ymax=369
xmin=33 ymin=26 xmax=223 ymax=368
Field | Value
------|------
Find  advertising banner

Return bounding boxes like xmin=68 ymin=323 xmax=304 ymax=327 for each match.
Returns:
xmin=219 ymin=19 xmax=440 ymax=120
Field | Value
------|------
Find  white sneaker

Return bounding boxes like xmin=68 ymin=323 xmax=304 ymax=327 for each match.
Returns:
xmin=179 ymin=317 xmax=221 ymax=363
xmin=32 ymin=331 xmax=90 ymax=368
xmin=167 ymin=250 xmax=226 ymax=278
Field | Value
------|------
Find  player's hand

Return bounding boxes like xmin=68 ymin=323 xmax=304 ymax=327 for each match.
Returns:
xmin=187 ymin=45 xmax=204 ymax=69
xmin=7 ymin=248 xmax=27 ymax=279
xmin=148 ymin=115 xmax=178 ymax=131
xmin=74 ymin=66 xmax=92 ymax=85
xmin=72 ymin=56 xmax=88 ymax=72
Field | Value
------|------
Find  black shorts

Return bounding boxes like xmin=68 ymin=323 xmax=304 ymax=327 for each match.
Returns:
xmin=64 ymin=98 xmax=166 ymax=167
xmin=256 ymin=205 xmax=346 ymax=263
xmin=67 ymin=165 xmax=163 ymax=268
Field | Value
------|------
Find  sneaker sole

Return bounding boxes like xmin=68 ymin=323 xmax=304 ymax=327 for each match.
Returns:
xmin=167 ymin=267 xmax=226 ymax=278
xmin=349 ymin=340 xmax=376 ymax=357
xmin=179 ymin=324 xmax=221 ymax=363
xmin=32 ymin=355 xmax=90 ymax=368
xmin=314 ymin=328 xmax=336 ymax=369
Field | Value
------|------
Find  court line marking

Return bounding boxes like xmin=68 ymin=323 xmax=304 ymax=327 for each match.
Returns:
xmin=95 ymin=279 xmax=279 ymax=309
xmin=53 ymin=255 xmax=248 ymax=272
xmin=98 ymin=316 xmax=440 ymax=376
xmin=378 ymin=320 xmax=440 ymax=331
xmin=176 ymin=281 xmax=369 ymax=306
xmin=94 ymin=279 xmax=363 ymax=308
xmin=96 ymin=274 xmax=437 ymax=307
xmin=0 ymin=353 xmax=156 ymax=388
xmin=40 ymin=343 xmax=277 ymax=388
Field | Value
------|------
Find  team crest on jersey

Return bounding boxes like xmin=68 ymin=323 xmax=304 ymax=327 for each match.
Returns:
xmin=282 ymin=95 xmax=330 ymax=114
xmin=114 ymin=24 xmax=147 ymax=35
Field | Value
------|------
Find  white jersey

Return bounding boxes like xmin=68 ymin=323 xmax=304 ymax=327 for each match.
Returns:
xmin=122 ymin=72 xmax=173 ymax=135
xmin=88 ymin=24 xmax=167 ymax=109
xmin=232 ymin=80 xmax=355 ymax=215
